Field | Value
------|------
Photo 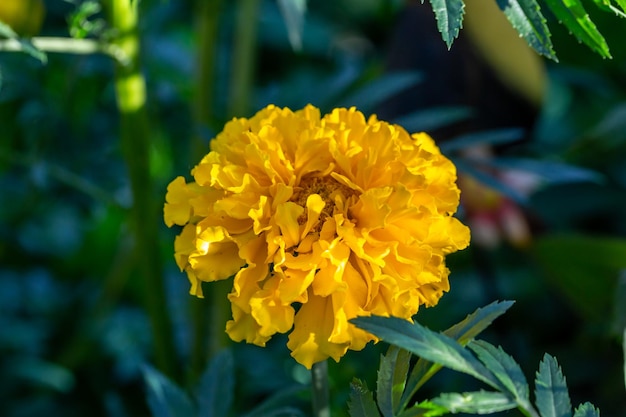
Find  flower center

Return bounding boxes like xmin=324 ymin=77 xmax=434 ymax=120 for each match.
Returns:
xmin=291 ymin=175 xmax=358 ymax=230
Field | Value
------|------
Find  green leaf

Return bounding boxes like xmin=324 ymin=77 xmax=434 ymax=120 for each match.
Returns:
xmin=614 ymin=0 xmax=626 ymax=13
xmin=195 ymin=350 xmax=234 ymax=417
xmin=426 ymin=0 xmax=465 ymax=49
xmin=348 ymin=379 xmax=381 ymax=417
xmin=392 ymin=107 xmax=474 ymax=134
xmin=573 ymin=402 xmax=600 ymax=417
xmin=534 ymin=354 xmax=572 ymax=417
xmin=469 ymin=341 xmax=530 ymax=402
xmin=337 ymin=71 xmax=422 ymax=114
xmin=0 ymin=21 xmax=18 ymax=38
xmin=591 ymin=0 xmax=626 ymax=17
xmin=377 ymin=345 xmax=411 ymax=417
xmin=399 ymin=401 xmax=448 ymax=417
xmin=496 ymin=0 xmax=557 ymax=60
xmin=143 ymin=365 xmax=195 ymax=417
xmin=444 ymin=301 xmax=515 ymax=344
xmin=482 ymin=157 xmax=603 ymax=185
xmin=243 ymin=385 xmax=308 ymax=417
xmin=0 ymin=21 xmax=47 ymax=63
xmin=453 ymin=158 xmax=528 ymax=204
xmin=400 ymin=301 xmax=514 ymax=410
xmin=432 ymin=391 xmax=518 ymax=414
xmin=544 ymin=0 xmax=611 ymax=58
xmin=351 ymin=316 xmax=501 ymax=390
xmin=441 ymin=128 xmax=524 ymax=154
xmin=277 ymin=0 xmax=307 ymax=51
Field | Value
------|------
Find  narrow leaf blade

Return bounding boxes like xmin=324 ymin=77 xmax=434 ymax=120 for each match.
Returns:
xmin=400 ymin=301 xmax=514 ymax=409
xmin=444 ymin=301 xmax=515 ymax=344
xmin=348 ymin=379 xmax=382 ymax=417
xmin=143 ymin=366 xmax=195 ymax=417
xmin=399 ymin=401 xmax=449 ymax=417
xmin=545 ymin=0 xmax=611 ymax=58
xmin=432 ymin=391 xmax=518 ymax=414
xmin=427 ymin=0 xmax=465 ymax=49
xmin=351 ymin=316 xmax=500 ymax=389
xmin=337 ymin=72 xmax=422 ymax=113
xmin=534 ymin=354 xmax=572 ymax=417
xmin=195 ymin=350 xmax=235 ymax=417
xmin=441 ymin=129 xmax=525 ymax=154
xmin=393 ymin=106 xmax=473 ymax=134
xmin=469 ymin=340 xmax=530 ymax=401
xmin=496 ymin=0 xmax=557 ymax=60
xmin=377 ymin=345 xmax=411 ymax=417
xmin=277 ymin=0 xmax=307 ymax=51
xmin=243 ymin=385 xmax=308 ymax=417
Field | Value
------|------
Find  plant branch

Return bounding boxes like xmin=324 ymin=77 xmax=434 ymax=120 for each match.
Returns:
xmin=0 ymin=36 xmax=129 ymax=64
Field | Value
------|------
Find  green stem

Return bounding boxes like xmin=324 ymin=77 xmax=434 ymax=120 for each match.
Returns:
xmin=187 ymin=0 xmax=228 ymax=384
xmin=227 ymin=0 xmax=260 ymax=117
xmin=103 ymin=0 xmax=177 ymax=379
xmin=311 ymin=361 xmax=331 ymax=417
xmin=191 ymin=0 xmax=223 ymax=160
xmin=0 ymin=37 xmax=129 ymax=64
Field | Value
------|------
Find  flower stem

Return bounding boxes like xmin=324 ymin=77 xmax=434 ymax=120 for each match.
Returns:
xmin=311 ymin=361 xmax=331 ymax=417
xmin=103 ymin=0 xmax=177 ymax=379
xmin=191 ymin=0 xmax=223 ymax=160
xmin=227 ymin=0 xmax=260 ymax=117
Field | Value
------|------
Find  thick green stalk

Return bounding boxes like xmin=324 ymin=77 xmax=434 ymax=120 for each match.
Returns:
xmin=104 ymin=0 xmax=177 ymax=378
xmin=227 ymin=0 xmax=260 ymax=117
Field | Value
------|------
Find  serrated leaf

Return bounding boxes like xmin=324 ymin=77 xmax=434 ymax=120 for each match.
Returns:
xmin=440 ymin=128 xmax=525 ymax=154
xmin=400 ymin=301 xmax=514 ymax=410
xmin=277 ymin=0 xmax=307 ymax=51
xmin=496 ymin=0 xmax=557 ymax=60
xmin=614 ymin=0 xmax=626 ymax=13
xmin=545 ymin=0 xmax=611 ymax=58
xmin=377 ymin=345 xmax=411 ymax=417
xmin=426 ymin=0 xmax=465 ymax=49
xmin=591 ymin=0 xmax=626 ymax=17
xmin=143 ymin=365 xmax=195 ymax=417
xmin=572 ymin=402 xmax=600 ymax=417
xmin=432 ymin=391 xmax=518 ymax=414
xmin=195 ymin=350 xmax=234 ymax=417
xmin=535 ymin=354 xmax=572 ymax=417
xmin=392 ymin=106 xmax=474 ymax=134
xmin=469 ymin=340 xmax=530 ymax=402
xmin=351 ymin=316 xmax=501 ymax=390
xmin=399 ymin=401 xmax=449 ymax=417
xmin=337 ymin=72 xmax=422 ymax=114
xmin=348 ymin=379 xmax=381 ymax=417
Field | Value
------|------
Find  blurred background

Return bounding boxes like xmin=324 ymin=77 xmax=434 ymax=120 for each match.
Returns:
xmin=0 ymin=0 xmax=625 ymax=416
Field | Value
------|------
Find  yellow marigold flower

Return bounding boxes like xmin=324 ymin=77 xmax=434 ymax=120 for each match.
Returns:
xmin=164 ymin=104 xmax=470 ymax=369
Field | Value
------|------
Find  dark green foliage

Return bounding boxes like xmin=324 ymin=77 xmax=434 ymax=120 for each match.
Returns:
xmin=351 ymin=303 xmax=601 ymax=417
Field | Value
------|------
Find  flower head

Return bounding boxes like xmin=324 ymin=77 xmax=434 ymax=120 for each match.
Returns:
xmin=164 ymin=104 xmax=470 ymax=368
